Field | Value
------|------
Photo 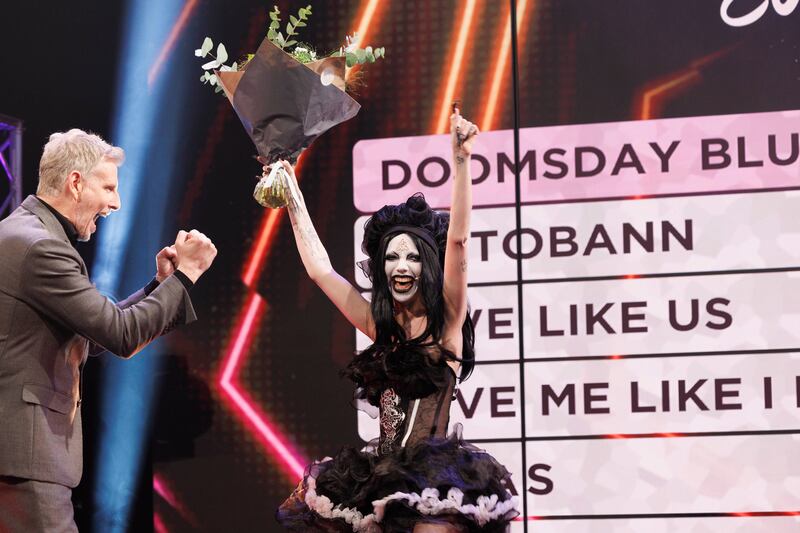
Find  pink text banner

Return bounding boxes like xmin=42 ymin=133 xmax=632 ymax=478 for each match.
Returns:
xmin=352 ymin=110 xmax=800 ymax=212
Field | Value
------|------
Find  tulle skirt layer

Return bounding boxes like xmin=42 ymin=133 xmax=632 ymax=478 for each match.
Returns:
xmin=276 ymin=428 xmax=519 ymax=532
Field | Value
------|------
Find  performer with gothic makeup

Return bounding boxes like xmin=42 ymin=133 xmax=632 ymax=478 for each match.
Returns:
xmin=275 ymin=110 xmax=519 ymax=532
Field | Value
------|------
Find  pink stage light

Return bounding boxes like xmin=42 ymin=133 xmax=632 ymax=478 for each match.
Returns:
xmin=153 ymin=475 xmax=179 ymax=513
xmin=634 ymin=48 xmax=734 ymax=120
xmin=148 ymin=0 xmax=200 ymax=88
xmin=153 ymin=512 xmax=168 ymax=533
xmin=479 ymin=0 xmax=534 ymax=132
xmin=242 ymin=208 xmax=284 ymax=288
xmin=431 ymin=0 xmax=480 ymax=134
xmin=347 ymin=0 xmax=385 ymax=82
xmin=152 ymin=473 xmax=198 ymax=527
xmin=219 ymin=0 xmax=389 ymax=485
xmin=352 ymin=0 xmax=381 ymax=47
xmin=242 ymin=152 xmax=309 ymax=287
xmin=218 ymin=292 xmax=306 ymax=480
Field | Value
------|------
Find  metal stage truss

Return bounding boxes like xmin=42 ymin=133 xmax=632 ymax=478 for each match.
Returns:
xmin=0 ymin=114 xmax=23 ymax=219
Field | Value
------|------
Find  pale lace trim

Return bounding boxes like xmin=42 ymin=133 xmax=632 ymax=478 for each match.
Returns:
xmin=304 ymin=474 xmax=519 ymax=532
xmin=373 ymin=488 xmax=520 ymax=527
xmin=304 ymin=474 xmax=380 ymax=533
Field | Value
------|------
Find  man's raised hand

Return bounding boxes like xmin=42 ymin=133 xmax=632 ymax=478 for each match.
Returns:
xmin=155 ymin=245 xmax=179 ymax=282
xmin=175 ymin=230 xmax=217 ymax=283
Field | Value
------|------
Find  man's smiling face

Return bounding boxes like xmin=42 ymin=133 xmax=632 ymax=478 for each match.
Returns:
xmin=72 ymin=160 xmax=120 ymax=242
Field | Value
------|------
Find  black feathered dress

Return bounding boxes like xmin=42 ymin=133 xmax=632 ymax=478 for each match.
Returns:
xmin=276 ymin=343 xmax=519 ymax=532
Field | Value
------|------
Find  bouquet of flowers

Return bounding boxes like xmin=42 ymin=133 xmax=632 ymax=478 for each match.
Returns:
xmin=196 ymin=5 xmax=385 ymax=207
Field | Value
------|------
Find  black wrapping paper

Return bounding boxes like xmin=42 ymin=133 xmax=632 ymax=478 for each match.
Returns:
xmin=219 ymin=37 xmax=361 ymax=164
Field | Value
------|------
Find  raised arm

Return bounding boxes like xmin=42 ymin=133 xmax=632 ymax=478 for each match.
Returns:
xmin=443 ymin=109 xmax=478 ymax=330
xmin=277 ymin=160 xmax=375 ymax=339
xmin=22 ymin=239 xmax=199 ymax=358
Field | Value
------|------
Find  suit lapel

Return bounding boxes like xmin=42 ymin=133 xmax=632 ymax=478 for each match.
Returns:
xmin=21 ymin=195 xmax=88 ymax=274
xmin=21 ymin=196 xmax=91 ymax=373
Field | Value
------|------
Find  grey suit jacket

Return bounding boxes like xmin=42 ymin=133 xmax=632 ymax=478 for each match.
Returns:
xmin=0 ymin=195 xmax=197 ymax=488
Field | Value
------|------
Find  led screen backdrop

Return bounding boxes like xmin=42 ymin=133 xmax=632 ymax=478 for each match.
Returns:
xmin=138 ymin=1 xmax=800 ymax=532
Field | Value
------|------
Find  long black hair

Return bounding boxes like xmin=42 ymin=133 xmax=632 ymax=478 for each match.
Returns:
xmin=360 ymin=193 xmax=475 ymax=381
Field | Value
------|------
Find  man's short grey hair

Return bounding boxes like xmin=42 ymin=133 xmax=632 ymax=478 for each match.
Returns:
xmin=37 ymin=129 xmax=125 ymax=196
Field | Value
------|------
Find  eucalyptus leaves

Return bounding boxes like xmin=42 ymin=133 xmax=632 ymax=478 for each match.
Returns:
xmin=267 ymin=4 xmax=311 ymax=52
xmin=338 ymin=33 xmax=386 ymax=68
xmin=196 ymin=3 xmax=385 ymax=93
xmin=195 ymin=39 xmax=238 ymax=93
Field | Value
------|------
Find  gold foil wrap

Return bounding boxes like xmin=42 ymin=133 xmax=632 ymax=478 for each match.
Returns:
xmin=253 ymin=164 xmax=290 ymax=208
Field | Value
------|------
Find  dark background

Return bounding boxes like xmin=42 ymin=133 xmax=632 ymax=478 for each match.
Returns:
xmin=1 ymin=1 xmax=799 ymax=531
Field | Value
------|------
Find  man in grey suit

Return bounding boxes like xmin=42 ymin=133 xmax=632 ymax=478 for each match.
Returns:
xmin=0 ymin=128 xmax=218 ymax=532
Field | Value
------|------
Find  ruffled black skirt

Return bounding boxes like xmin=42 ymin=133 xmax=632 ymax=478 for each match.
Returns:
xmin=276 ymin=428 xmax=519 ymax=532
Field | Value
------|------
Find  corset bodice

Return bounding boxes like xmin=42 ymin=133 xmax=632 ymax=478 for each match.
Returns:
xmin=377 ymin=366 xmax=457 ymax=454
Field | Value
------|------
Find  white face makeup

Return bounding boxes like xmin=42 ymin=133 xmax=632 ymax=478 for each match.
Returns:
xmin=384 ymin=233 xmax=422 ymax=304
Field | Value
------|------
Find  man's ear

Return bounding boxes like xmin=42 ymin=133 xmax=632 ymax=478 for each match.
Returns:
xmin=66 ymin=171 xmax=83 ymax=201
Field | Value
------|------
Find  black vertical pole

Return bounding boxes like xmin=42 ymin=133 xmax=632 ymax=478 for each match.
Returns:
xmin=510 ymin=0 xmax=528 ymax=530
